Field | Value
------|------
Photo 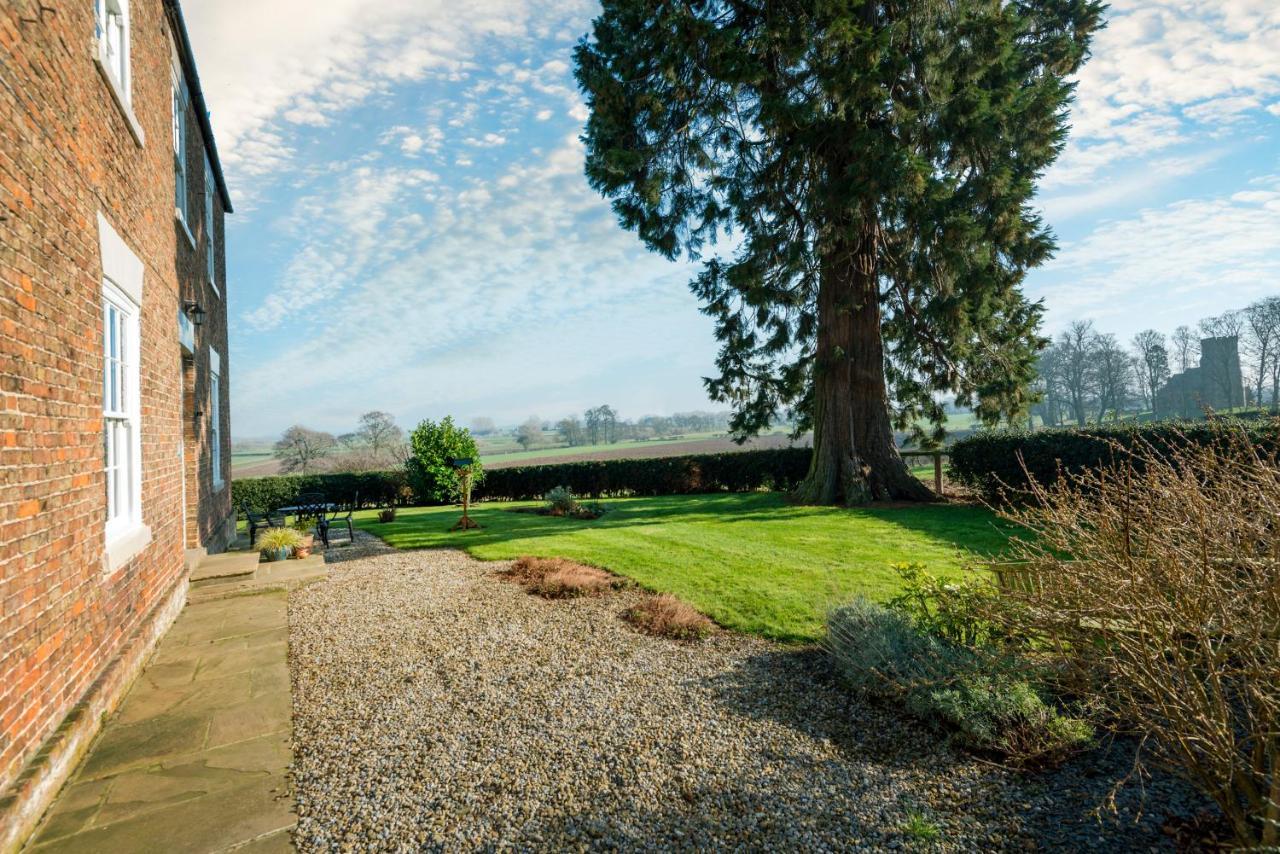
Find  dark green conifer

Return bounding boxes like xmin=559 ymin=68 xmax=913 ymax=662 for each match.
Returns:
xmin=575 ymin=0 xmax=1104 ymax=503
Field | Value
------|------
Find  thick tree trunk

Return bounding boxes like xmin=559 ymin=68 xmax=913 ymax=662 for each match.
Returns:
xmin=794 ymin=225 xmax=935 ymax=505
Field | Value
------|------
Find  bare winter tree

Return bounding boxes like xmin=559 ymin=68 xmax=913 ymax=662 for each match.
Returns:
xmin=515 ymin=416 xmax=543 ymax=450
xmin=1057 ymin=321 xmax=1098 ymax=427
xmin=1031 ymin=346 xmax=1066 ymax=427
xmin=1200 ymin=310 xmax=1245 ymax=341
xmin=1171 ymin=325 xmax=1199 ymax=372
xmin=356 ymin=411 xmax=404 ymax=465
xmin=556 ymin=416 xmax=586 ymax=447
xmin=469 ymin=417 xmax=497 ymax=436
xmin=1243 ymin=297 xmax=1280 ymax=408
xmin=1131 ymin=329 xmax=1170 ymax=412
xmin=1093 ymin=334 xmax=1133 ymax=421
xmin=273 ymin=425 xmax=336 ymax=474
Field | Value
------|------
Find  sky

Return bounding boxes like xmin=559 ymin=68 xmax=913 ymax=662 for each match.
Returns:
xmin=180 ymin=0 xmax=1280 ymax=440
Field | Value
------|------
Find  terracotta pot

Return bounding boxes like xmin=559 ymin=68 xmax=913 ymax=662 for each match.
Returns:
xmin=293 ymin=534 xmax=314 ymax=559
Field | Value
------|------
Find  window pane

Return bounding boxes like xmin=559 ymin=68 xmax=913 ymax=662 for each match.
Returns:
xmin=114 ymin=421 xmax=129 ymax=519
xmin=118 ymin=320 xmax=127 ymax=412
xmin=105 ymin=426 xmax=114 ymax=520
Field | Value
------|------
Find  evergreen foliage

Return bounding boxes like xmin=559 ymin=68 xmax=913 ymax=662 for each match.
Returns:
xmin=575 ymin=0 xmax=1104 ymax=502
xmin=406 ymin=416 xmax=484 ymax=504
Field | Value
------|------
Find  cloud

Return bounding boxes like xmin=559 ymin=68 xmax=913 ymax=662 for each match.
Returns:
xmin=233 ymin=135 xmax=710 ymax=433
xmin=1047 ymin=0 xmax=1280 ymax=188
xmin=1034 ymin=176 xmax=1280 ymax=331
xmin=183 ymin=0 xmax=596 ymax=201
xmin=1038 ymin=148 xmax=1229 ymax=221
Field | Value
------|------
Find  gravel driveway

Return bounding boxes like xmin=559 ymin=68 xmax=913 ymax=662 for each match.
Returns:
xmin=288 ymin=541 xmax=1202 ymax=851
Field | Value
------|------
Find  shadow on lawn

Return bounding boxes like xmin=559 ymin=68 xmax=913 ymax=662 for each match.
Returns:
xmin=360 ymin=492 xmax=1015 ymax=559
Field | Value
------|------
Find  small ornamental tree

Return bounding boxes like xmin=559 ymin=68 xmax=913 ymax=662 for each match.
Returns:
xmin=575 ymin=0 xmax=1103 ymax=503
xmin=406 ymin=417 xmax=483 ymax=504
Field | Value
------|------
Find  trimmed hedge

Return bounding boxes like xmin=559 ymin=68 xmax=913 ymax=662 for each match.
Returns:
xmin=948 ymin=418 xmax=1280 ymax=501
xmin=231 ymin=470 xmax=409 ymax=513
xmin=475 ymin=447 xmax=811 ymax=500
xmin=231 ymin=447 xmax=812 ymax=511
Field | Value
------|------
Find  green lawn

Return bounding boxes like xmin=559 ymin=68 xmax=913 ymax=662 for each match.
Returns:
xmin=353 ymin=493 xmax=1015 ymax=643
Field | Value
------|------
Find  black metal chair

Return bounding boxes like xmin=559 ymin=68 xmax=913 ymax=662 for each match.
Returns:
xmin=318 ymin=493 xmax=358 ymax=547
xmin=241 ymin=502 xmax=286 ymax=548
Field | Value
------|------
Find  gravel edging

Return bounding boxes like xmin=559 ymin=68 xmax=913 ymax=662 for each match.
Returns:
xmin=287 ymin=544 xmax=1205 ymax=851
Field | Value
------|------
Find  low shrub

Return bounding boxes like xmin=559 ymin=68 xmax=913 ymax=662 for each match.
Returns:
xmin=887 ymin=563 xmax=1016 ymax=651
xmin=377 ymin=508 xmax=396 ymax=523
xmin=991 ymin=426 xmax=1280 ymax=848
xmin=947 ymin=417 xmax=1280 ymax=502
xmin=826 ymin=598 xmax=1091 ymax=765
xmin=256 ymin=527 xmax=302 ymax=555
xmin=503 ymin=556 xmax=621 ymax=598
xmin=544 ymin=486 xmax=578 ymax=515
xmin=622 ymin=594 xmax=715 ymax=641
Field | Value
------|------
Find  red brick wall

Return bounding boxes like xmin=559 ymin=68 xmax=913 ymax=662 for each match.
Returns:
xmin=0 ymin=0 xmax=231 ymax=796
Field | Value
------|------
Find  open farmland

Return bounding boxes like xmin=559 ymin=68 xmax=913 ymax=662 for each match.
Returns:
xmin=232 ymin=431 xmax=810 ymax=477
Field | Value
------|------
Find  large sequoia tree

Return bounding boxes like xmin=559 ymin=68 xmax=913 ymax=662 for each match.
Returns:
xmin=575 ymin=0 xmax=1103 ymax=503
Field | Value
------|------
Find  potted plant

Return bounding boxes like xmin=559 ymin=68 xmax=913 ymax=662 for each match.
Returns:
xmin=258 ymin=527 xmax=302 ymax=562
xmin=291 ymin=518 xmax=316 ymax=557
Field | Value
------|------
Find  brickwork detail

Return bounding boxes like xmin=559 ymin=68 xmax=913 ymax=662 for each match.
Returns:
xmin=0 ymin=0 xmax=232 ymax=811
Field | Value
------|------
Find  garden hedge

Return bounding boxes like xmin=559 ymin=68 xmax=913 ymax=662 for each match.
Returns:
xmin=475 ymin=447 xmax=811 ymax=500
xmin=231 ymin=447 xmax=812 ymax=511
xmin=948 ymin=417 xmax=1280 ymax=501
xmin=231 ymin=470 xmax=410 ymax=513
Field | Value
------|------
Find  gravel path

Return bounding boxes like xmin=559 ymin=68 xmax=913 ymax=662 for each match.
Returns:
xmin=288 ymin=543 xmax=1203 ymax=851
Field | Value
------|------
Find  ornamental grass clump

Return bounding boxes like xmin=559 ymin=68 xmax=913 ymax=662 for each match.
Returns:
xmin=503 ymin=556 xmax=620 ymax=599
xmin=991 ymin=427 xmax=1280 ymax=848
xmin=257 ymin=527 xmax=303 ymax=557
xmin=826 ymin=598 xmax=1091 ymax=765
xmin=623 ymin=594 xmax=714 ymax=641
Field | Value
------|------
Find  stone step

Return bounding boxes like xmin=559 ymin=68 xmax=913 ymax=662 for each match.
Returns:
xmin=190 ymin=549 xmax=260 ymax=583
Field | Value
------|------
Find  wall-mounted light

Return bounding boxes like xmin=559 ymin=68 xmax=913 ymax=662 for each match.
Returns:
xmin=183 ymin=300 xmax=206 ymax=327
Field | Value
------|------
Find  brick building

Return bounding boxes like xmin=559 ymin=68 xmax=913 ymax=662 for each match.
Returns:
xmin=0 ymin=0 xmax=233 ymax=846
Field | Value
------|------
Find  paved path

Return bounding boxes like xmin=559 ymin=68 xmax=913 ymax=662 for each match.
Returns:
xmin=27 ymin=591 xmax=296 ymax=852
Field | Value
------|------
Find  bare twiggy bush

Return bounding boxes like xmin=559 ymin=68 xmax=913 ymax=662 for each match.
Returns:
xmin=623 ymin=594 xmax=714 ymax=641
xmin=993 ymin=427 xmax=1280 ymax=847
xmin=502 ymin=556 xmax=620 ymax=598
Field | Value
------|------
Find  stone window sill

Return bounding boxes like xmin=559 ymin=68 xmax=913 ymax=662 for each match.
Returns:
xmin=94 ymin=51 xmax=145 ymax=148
xmin=105 ymin=523 xmax=152 ymax=575
xmin=176 ymin=211 xmax=196 ymax=250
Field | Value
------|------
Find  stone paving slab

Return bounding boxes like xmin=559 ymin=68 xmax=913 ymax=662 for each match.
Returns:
xmin=27 ymin=591 xmax=295 ymax=853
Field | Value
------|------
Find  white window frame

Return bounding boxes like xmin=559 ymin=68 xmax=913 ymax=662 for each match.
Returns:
xmin=210 ymin=349 xmax=224 ymax=490
xmin=103 ymin=281 xmax=144 ymax=552
xmin=98 ymin=213 xmax=150 ymax=573
xmin=93 ymin=0 xmax=144 ymax=145
xmin=204 ymin=156 xmax=218 ymax=294
xmin=173 ymin=73 xmax=195 ymax=247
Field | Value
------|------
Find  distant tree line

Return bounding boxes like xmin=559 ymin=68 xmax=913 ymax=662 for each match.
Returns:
xmin=1033 ymin=297 xmax=1280 ymax=427
xmin=494 ymin=408 xmax=733 ymax=451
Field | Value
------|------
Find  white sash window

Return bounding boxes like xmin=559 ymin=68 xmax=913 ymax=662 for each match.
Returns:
xmin=103 ymin=281 xmax=141 ymax=541
xmin=98 ymin=213 xmax=150 ymax=571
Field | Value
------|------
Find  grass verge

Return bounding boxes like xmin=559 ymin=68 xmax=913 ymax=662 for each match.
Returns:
xmin=355 ymin=492 xmax=1015 ymax=643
